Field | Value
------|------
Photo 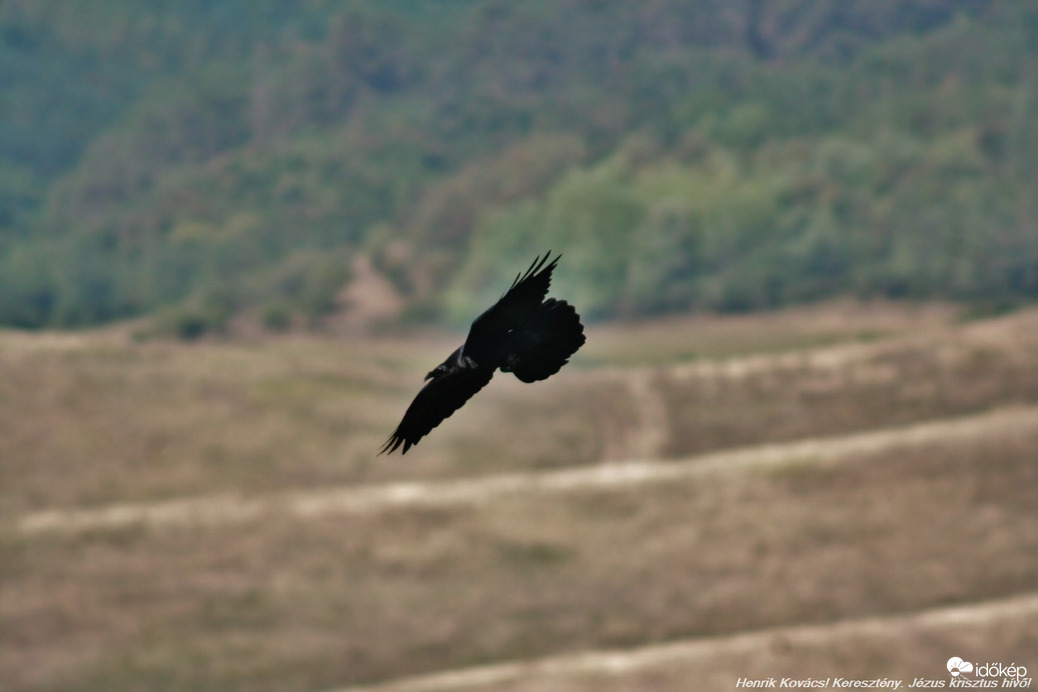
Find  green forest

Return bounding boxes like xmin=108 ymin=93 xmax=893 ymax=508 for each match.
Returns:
xmin=1 ymin=0 xmax=1036 ymax=335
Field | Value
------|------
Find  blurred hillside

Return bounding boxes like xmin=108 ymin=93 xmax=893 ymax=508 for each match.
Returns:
xmin=4 ymin=302 xmax=1038 ymax=689
xmin=1 ymin=0 xmax=1036 ymax=334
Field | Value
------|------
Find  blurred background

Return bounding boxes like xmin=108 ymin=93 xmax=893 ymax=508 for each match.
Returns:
xmin=1 ymin=1 xmax=1037 ymax=690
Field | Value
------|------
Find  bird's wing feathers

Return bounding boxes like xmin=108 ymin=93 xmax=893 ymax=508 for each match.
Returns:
xmin=464 ymin=252 xmax=560 ymax=363
xmin=503 ymin=252 xmax=558 ymax=307
xmin=379 ymin=365 xmax=494 ymax=455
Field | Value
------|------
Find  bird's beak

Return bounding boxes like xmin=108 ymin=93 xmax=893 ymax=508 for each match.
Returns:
xmin=424 ymin=371 xmax=434 ymax=381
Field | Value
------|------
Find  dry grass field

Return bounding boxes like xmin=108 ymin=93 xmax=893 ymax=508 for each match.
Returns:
xmin=2 ymin=301 xmax=1036 ymax=691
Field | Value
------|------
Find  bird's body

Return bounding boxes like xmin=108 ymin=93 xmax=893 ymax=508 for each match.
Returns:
xmin=380 ymin=253 xmax=585 ymax=454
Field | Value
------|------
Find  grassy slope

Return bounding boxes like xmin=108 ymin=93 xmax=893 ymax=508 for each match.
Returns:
xmin=2 ymin=302 xmax=1037 ymax=690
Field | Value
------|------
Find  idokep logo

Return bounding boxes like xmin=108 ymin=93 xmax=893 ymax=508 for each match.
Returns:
xmin=944 ymin=657 xmax=1031 ymax=686
xmin=947 ymin=657 xmax=973 ymax=677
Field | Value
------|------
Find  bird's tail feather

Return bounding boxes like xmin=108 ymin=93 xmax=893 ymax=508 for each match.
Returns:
xmin=510 ymin=299 xmax=586 ymax=383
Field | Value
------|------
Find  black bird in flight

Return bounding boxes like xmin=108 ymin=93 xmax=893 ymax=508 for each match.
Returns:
xmin=380 ymin=252 xmax=586 ymax=454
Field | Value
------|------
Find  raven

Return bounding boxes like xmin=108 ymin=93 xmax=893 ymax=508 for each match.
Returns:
xmin=380 ymin=252 xmax=586 ymax=454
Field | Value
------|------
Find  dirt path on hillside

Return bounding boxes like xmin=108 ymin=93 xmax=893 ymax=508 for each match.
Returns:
xmin=600 ymin=367 xmax=671 ymax=459
xmin=330 ymin=592 xmax=1038 ymax=692
xmin=16 ymin=405 xmax=1038 ymax=536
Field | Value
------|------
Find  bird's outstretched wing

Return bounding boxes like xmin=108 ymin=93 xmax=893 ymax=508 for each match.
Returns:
xmin=499 ymin=251 xmax=559 ymax=311
xmin=463 ymin=252 xmax=560 ymax=364
xmin=379 ymin=365 xmax=495 ymax=455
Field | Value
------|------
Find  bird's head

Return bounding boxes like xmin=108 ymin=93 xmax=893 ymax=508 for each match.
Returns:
xmin=425 ymin=346 xmax=464 ymax=381
xmin=424 ymin=363 xmax=449 ymax=381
